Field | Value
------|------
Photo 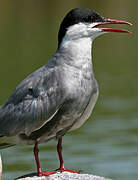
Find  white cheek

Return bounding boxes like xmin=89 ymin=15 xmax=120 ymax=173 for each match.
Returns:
xmin=66 ymin=23 xmax=88 ymax=39
xmin=60 ymin=22 xmax=105 ymax=47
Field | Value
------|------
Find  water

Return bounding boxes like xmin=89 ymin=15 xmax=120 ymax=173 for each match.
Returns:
xmin=0 ymin=1 xmax=138 ymax=180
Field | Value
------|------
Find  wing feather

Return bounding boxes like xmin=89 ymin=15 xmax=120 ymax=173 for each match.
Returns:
xmin=0 ymin=63 xmax=65 ymax=136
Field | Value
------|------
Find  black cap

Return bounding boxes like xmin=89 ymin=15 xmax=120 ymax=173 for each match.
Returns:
xmin=58 ymin=8 xmax=104 ymax=47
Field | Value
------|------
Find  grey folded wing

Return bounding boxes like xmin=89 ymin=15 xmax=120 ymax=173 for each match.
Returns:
xmin=0 ymin=65 xmax=65 ymax=136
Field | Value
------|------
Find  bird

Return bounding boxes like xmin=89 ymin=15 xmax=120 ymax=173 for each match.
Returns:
xmin=0 ymin=8 xmax=132 ymax=176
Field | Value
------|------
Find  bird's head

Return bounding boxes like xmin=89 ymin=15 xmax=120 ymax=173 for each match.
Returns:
xmin=58 ymin=8 xmax=132 ymax=48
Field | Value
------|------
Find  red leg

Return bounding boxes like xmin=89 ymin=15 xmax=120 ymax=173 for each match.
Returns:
xmin=34 ymin=142 xmax=42 ymax=175
xmin=56 ymin=137 xmax=80 ymax=174
xmin=34 ymin=142 xmax=56 ymax=176
xmin=56 ymin=137 xmax=65 ymax=170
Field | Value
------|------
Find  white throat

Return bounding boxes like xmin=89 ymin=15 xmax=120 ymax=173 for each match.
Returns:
xmin=59 ymin=37 xmax=93 ymax=69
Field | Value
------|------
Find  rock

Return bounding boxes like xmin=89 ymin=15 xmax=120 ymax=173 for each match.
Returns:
xmin=16 ymin=172 xmax=112 ymax=180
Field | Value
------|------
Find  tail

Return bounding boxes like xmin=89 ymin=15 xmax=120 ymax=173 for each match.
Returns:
xmin=0 ymin=106 xmax=15 ymax=149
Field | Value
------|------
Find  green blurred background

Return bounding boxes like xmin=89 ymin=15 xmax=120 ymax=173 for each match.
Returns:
xmin=0 ymin=0 xmax=137 ymax=180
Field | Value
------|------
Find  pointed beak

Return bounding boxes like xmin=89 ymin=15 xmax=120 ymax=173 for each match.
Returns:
xmin=93 ymin=18 xmax=132 ymax=33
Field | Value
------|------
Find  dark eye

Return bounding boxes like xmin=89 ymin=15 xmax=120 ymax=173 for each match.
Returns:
xmin=28 ymin=88 xmax=39 ymax=98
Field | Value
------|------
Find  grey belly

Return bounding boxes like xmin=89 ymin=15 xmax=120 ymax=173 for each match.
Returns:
xmin=23 ymin=85 xmax=99 ymax=144
xmin=1 ymin=90 xmax=99 ymax=146
xmin=6 ymin=79 xmax=99 ymax=146
xmin=70 ymin=89 xmax=99 ymax=131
